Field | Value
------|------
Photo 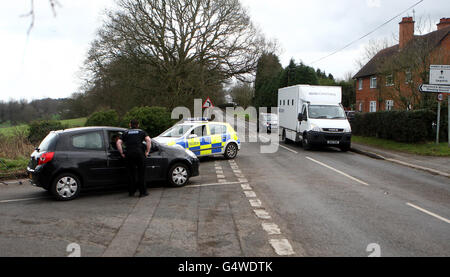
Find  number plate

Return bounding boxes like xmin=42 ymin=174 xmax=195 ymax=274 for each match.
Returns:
xmin=327 ymin=140 xmax=340 ymax=145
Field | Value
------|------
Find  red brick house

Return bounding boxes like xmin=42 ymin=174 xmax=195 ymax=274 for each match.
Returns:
xmin=354 ymin=17 xmax=450 ymax=113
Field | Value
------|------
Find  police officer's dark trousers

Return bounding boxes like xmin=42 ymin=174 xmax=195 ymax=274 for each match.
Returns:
xmin=125 ymin=150 xmax=147 ymax=195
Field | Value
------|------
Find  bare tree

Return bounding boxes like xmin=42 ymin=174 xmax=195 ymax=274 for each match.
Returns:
xmin=23 ymin=0 xmax=60 ymax=35
xmin=84 ymin=0 xmax=274 ymax=110
xmin=230 ymin=82 xmax=254 ymax=108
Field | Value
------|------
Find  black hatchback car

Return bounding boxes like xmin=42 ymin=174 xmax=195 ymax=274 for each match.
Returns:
xmin=27 ymin=127 xmax=200 ymax=201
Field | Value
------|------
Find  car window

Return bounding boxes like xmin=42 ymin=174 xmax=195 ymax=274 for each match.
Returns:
xmin=302 ymin=105 xmax=307 ymax=118
xmin=160 ymin=124 xmax=193 ymax=138
xmin=72 ymin=132 xmax=104 ymax=150
xmin=108 ymin=131 xmax=123 ymax=150
xmin=209 ymin=124 xmax=227 ymax=135
xmin=191 ymin=125 xmax=206 ymax=137
xmin=38 ymin=132 xmax=57 ymax=151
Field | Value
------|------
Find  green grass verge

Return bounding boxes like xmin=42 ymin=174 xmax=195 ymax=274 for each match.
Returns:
xmin=352 ymin=136 xmax=450 ymax=157
xmin=0 ymin=117 xmax=87 ymax=137
xmin=0 ymin=157 xmax=29 ymax=180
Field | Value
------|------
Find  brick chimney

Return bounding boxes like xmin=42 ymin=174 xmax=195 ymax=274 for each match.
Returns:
xmin=437 ymin=18 xmax=450 ymax=30
xmin=399 ymin=17 xmax=414 ymax=49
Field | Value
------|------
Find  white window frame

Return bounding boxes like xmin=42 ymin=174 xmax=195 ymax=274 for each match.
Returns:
xmin=358 ymin=102 xmax=363 ymax=112
xmin=369 ymin=101 xmax=377 ymax=113
xmin=358 ymin=79 xmax=363 ymax=90
xmin=385 ymin=100 xmax=394 ymax=111
xmin=370 ymin=77 xmax=377 ymax=89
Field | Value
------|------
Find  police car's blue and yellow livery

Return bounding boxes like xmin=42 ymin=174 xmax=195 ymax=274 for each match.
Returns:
xmin=154 ymin=119 xmax=241 ymax=159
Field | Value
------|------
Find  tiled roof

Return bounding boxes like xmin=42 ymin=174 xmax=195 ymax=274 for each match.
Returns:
xmin=353 ymin=26 xmax=450 ymax=79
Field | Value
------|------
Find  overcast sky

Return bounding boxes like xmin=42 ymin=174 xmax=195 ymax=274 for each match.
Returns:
xmin=0 ymin=0 xmax=448 ymax=101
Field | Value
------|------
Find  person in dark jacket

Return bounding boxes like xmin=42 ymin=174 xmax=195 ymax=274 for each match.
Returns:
xmin=116 ymin=119 xmax=151 ymax=197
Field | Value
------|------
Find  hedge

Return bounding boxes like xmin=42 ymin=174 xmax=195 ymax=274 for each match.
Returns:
xmin=121 ymin=106 xmax=175 ymax=138
xmin=351 ymin=110 xmax=447 ymax=143
xmin=27 ymin=120 xmax=67 ymax=145
xmin=85 ymin=110 xmax=119 ymax=127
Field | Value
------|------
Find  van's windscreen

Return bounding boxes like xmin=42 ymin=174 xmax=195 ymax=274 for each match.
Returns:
xmin=308 ymin=105 xmax=346 ymax=119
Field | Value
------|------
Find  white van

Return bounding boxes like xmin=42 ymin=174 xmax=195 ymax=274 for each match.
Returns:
xmin=278 ymin=85 xmax=352 ymax=151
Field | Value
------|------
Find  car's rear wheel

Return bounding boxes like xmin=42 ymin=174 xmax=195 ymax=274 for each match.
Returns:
xmin=224 ymin=143 xmax=238 ymax=159
xmin=168 ymin=163 xmax=190 ymax=187
xmin=51 ymin=173 xmax=81 ymax=201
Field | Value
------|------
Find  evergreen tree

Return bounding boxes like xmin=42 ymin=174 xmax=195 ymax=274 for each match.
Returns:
xmin=254 ymin=53 xmax=283 ymax=109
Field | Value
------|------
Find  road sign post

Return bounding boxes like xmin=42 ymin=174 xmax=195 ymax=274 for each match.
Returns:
xmin=422 ymin=65 xmax=450 ymax=146
xmin=436 ymin=100 xmax=441 ymax=144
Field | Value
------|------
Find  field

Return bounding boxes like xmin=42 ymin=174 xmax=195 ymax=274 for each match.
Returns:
xmin=0 ymin=118 xmax=87 ymax=180
xmin=0 ymin=117 xmax=87 ymax=137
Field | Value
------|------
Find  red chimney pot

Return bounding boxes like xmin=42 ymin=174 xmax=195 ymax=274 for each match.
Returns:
xmin=437 ymin=17 xmax=450 ymax=30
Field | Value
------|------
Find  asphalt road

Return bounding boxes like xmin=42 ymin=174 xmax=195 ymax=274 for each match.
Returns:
xmin=233 ymin=116 xmax=450 ymax=256
xmin=0 ymin=116 xmax=448 ymax=257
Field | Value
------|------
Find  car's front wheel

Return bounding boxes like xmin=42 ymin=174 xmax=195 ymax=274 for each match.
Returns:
xmin=168 ymin=163 xmax=190 ymax=187
xmin=51 ymin=173 xmax=81 ymax=201
xmin=224 ymin=143 xmax=238 ymax=159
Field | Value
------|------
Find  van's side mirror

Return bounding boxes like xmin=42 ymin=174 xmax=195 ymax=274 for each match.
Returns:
xmin=298 ymin=113 xmax=303 ymax=121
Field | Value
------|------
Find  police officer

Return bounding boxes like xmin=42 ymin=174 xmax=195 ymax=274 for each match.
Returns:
xmin=116 ymin=119 xmax=151 ymax=197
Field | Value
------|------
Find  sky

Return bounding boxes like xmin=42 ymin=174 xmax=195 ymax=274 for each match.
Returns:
xmin=0 ymin=0 xmax=449 ymax=101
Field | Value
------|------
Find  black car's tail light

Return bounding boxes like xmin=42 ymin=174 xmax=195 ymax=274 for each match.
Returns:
xmin=38 ymin=152 xmax=55 ymax=165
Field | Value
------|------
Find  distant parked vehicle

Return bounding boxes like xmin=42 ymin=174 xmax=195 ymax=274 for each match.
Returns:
xmin=27 ymin=127 xmax=200 ymax=201
xmin=258 ymin=113 xmax=278 ymax=134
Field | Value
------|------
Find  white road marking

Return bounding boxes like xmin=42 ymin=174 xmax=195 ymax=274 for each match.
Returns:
xmin=249 ymin=199 xmax=262 ymax=208
xmin=306 ymin=156 xmax=370 ymax=186
xmin=228 ymin=157 xmax=297 ymax=256
xmin=406 ymin=203 xmax=450 ymax=224
xmin=262 ymin=223 xmax=281 ymax=235
xmin=241 ymin=184 xmax=252 ymax=190
xmin=269 ymin=239 xmax=295 ymax=256
xmin=254 ymin=209 xmax=271 ymax=219
xmin=217 ymin=175 xmax=225 ymax=179
xmin=279 ymin=144 xmax=298 ymax=154
xmin=218 ymin=179 xmax=228 ymax=183
xmin=0 ymin=197 xmax=48 ymax=204
xmin=244 ymin=191 xmax=257 ymax=198
xmin=187 ymin=181 xmax=244 ymax=188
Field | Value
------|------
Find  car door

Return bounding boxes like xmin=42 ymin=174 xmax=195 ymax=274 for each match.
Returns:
xmin=208 ymin=124 xmax=227 ymax=154
xmin=187 ymin=125 xmax=207 ymax=156
xmin=69 ymin=131 xmax=109 ymax=187
xmin=145 ymin=142 xmax=166 ymax=181
xmin=105 ymin=130 xmax=128 ymax=185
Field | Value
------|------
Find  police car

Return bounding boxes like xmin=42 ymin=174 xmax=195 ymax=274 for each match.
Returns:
xmin=154 ymin=118 xmax=241 ymax=159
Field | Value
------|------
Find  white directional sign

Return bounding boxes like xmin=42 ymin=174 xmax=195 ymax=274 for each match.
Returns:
xmin=419 ymin=84 xmax=450 ymax=94
xmin=430 ymin=65 xmax=450 ymax=85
